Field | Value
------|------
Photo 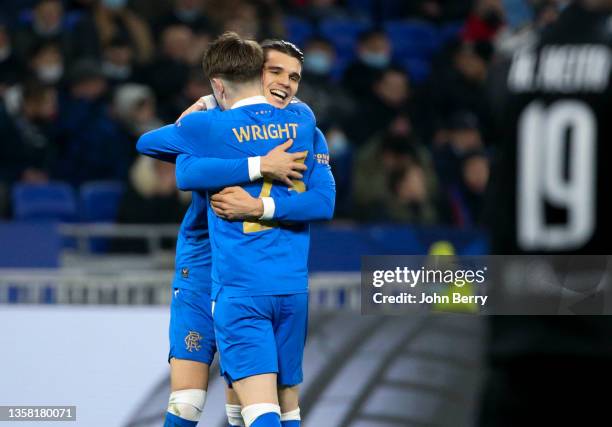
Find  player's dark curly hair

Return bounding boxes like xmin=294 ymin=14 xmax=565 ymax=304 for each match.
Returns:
xmin=202 ymin=32 xmax=263 ymax=82
xmin=260 ymin=39 xmax=304 ymax=64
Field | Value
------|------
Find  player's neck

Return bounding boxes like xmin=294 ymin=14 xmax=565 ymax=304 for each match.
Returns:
xmin=227 ymin=88 xmax=265 ymax=109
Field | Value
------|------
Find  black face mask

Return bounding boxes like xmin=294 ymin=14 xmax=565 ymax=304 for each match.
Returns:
xmin=483 ymin=9 xmax=503 ymax=28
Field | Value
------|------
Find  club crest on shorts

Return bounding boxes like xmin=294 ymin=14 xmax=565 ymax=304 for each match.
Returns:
xmin=185 ymin=331 xmax=202 ymax=352
xmin=181 ymin=267 xmax=189 ymax=278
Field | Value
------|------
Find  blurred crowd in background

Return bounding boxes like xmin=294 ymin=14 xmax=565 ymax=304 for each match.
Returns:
xmin=0 ymin=0 xmax=562 ymax=230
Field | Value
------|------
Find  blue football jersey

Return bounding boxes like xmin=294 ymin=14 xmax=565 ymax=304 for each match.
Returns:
xmin=138 ymin=100 xmax=316 ymax=298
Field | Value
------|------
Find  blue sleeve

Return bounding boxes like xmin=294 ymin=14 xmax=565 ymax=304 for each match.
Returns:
xmin=175 ymin=154 xmax=250 ymax=191
xmin=136 ymin=113 xmax=208 ymax=162
xmin=273 ymin=127 xmax=336 ymax=221
xmin=286 ymin=98 xmax=316 ymax=124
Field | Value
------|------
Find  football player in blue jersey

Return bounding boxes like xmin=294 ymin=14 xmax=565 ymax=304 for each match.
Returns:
xmin=137 ymin=33 xmax=334 ymax=427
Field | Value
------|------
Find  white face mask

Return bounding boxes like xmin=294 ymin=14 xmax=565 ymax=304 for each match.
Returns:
xmin=102 ymin=61 xmax=131 ymax=79
xmin=37 ymin=64 xmax=64 ymax=83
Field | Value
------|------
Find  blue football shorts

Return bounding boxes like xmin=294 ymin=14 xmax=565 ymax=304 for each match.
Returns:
xmin=213 ymin=291 xmax=309 ymax=387
xmin=168 ymin=287 xmax=217 ymax=365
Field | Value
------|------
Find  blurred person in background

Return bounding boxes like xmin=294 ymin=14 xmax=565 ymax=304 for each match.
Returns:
xmin=0 ymin=22 xmax=23 ymax=94
xmin=55 ymin=59 xmax=130 ymax=185
xmin=101 ymin=36 xmax=135 ymax=86
xmin=127 ymin=0 xmax=174 ymax=24
xmin=209 ymin=0 xmax=284 ymax=40
xmin=296 ymin=0 xmax=356 ymax=23
xmin=481 ymin=0 xmax=612 ymax=425
xmin=158 ymin=66 xmax=213 ymax=121
xmin=349 ymin=67 xmax=414 ymax=146
xmin=138 ymin=24 xmax=193 ymax=119
xmin=155 ymin=0 xmax=218 ymax=35
xmin=462 ymin=0 xmax=507 ymax=42
xmin=434 ymin=110 xmax=484 ymax=187
xmin=71 ymin=0 xmax=154 ymax=64
xmin=112 ymin=83 xmax=163 ymax=160
xmin=0 ymin=79 xmax=58 ymax=188
xmin=114 ymin=155 xmax=189 ymax=252
xmin=447 ymin=150 xmax=489 ymax=227
xmin=424 ymin=39 xmax=493 ymax=142
xmin=27 ymin=41 xmax=65 ymax=85
xmin=297 ymin=36 xmax=355 ymax=130
xmin=154 ymin=0 xmax=214 ymax=74
xmin=384 ymin=148 xmax=444 ymax=225
xmin=13 ymin=0 xmax=75 ymax=62
xmin=354 ymin=130 xmax=441 ymax=223
xmin=432 ymin=110 xmax=489 ymax=226
xmin=495 ymin=0 xmax=562 ymax=57
xmin=400 ymin=0 xmax=474 ymax=23
xmin=343 ymin=30 xmax=394 ymax=101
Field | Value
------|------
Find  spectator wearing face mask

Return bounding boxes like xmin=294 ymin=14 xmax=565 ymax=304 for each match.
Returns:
xmin=342 ymin=30 xmax=395 ymax=101
xmin=101 ymin=36 xmax=134 ymax=86
xmin=27 ymin=42 xmax=64 ymax=85
xmin=296 ymin=37 xmax=354 ymax=130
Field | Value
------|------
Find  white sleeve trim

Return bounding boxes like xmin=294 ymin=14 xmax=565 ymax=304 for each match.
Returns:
xmin=201 ymin=94 xmax=217 ymax=110
xmin=248 ymin=156 xmax=263 ymax=181
xmin=260 ymin=197 xmax=275 ymax=220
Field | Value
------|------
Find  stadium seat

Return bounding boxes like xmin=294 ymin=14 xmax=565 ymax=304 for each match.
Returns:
xmin=320 ymin=19 xmax=372 ymax=61
xmin=79 ymin=181 xmax=125 ymax=222
xmin=439 ymin=21 xmax=465 ymax=43
xmin=384 ymin=20 xmax=440 ymax=60
xmin=12 ymin=182 xmax=77 ymax=222
xmin=284 ymin=16 xmax=314 ymax=47
xmin=330 ymin=56 xmax=351 ymax=82
xmin=400 ymin=57 xmax=432 ymax=84
xmin=346 ymin=0 xmax=374 ymax=16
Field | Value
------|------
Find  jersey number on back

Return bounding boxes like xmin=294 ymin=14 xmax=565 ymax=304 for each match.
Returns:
xmin=243 ymin=155 xmax=307 ymax=234
xmin=518 ymin=100 xmax=596 ymax=250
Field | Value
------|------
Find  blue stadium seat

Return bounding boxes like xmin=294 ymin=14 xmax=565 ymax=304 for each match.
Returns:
xmin=320 ymin=19 xmax=372 ymax=61
xmin=346 ymin=0 xmax=374 ymax=16
xmin=12 ymin=182 xmax=77 ymax=222
xmin=439 ymin=21 xmax=464 ymax=43
xmin=400 ymin=58 xmax=432 ymax=84
xmin=80 ymin=181 xmax=125 ymax=222
xmin=384 ymin=20 xmax=440 ymax=60
xmin=284 ymin=16 xmax=314 ymax=48
xmin=330 ymin=56 xmax=351 ymax=82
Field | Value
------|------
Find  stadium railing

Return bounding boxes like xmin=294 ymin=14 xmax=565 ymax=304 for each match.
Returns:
xmin=0 ymin=268 xmax=360 ymax=309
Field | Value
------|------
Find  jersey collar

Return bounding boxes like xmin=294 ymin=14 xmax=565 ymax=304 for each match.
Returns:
xmin=231 ymin=96 xmax=270 ymax=110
